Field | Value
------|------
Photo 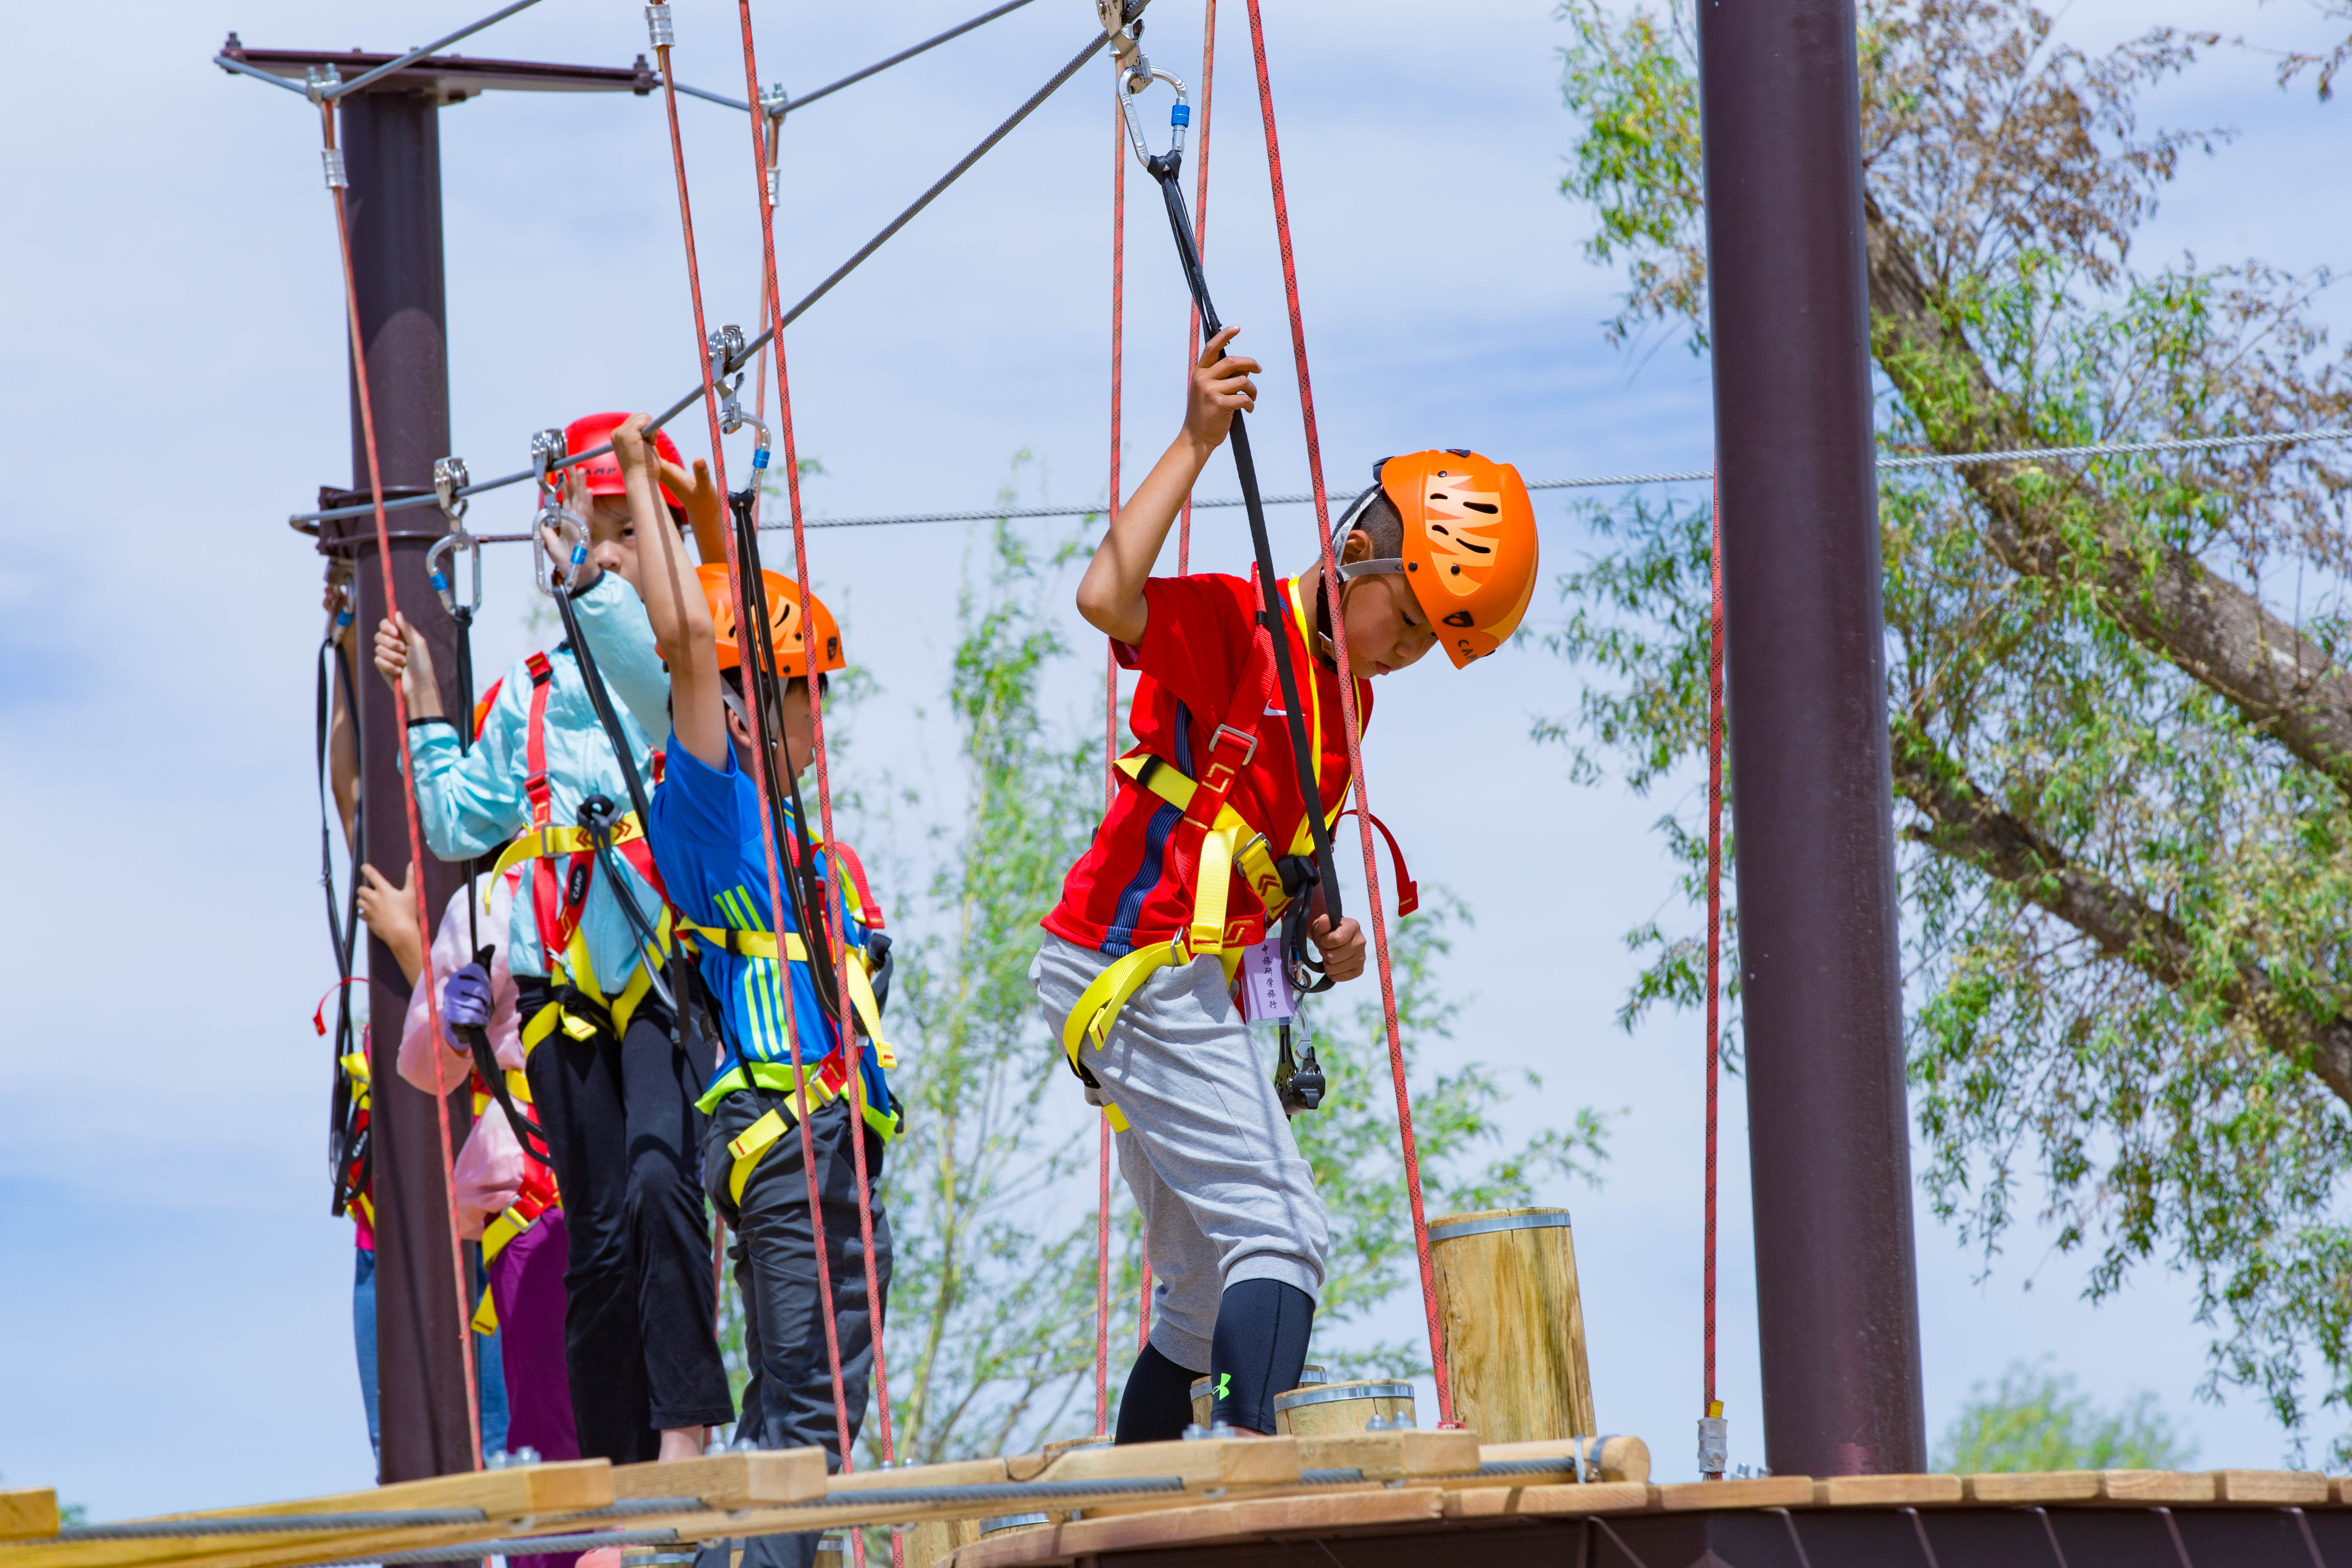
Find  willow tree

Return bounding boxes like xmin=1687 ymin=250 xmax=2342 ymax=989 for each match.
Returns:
xmin=1550 ymin=0 xmax=2352 ymax=1450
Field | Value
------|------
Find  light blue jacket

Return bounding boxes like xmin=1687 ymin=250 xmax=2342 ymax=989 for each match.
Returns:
xmin=404 ymin=574 xmax=672 ymax=985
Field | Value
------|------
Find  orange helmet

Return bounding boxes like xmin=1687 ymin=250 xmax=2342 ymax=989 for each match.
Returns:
xmin=566 ymin=411 xmax=686 ymax=511
xmin=1338 ymin=449 xmax=1539 ymax=668
xmin=697 ymin=564 xmax=845 ymax=679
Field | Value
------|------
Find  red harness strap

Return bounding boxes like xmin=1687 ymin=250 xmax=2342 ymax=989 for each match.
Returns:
xmin=519 ymin=651 xmax=674 ymax=975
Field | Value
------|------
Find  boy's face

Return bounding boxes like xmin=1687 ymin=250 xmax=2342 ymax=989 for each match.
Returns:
xmin=1337 ymin=528 xmax=1438 ymax=676
xmin=724 ymin=677 xmax=818 ymax=779
xmin=586 ymin=495 xmax=642 ymax=588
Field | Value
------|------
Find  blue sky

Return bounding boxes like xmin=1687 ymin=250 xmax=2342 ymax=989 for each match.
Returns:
xmin=3 ymin=0 xmax=2349 ymax=1522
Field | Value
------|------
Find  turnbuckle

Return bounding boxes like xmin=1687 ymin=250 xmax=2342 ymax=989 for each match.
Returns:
xmin=428 ymin=458 xmax=482 ymax=622
xmin=530 ymin=428 xmax=588 ymax=598
xmin=709 ymin=325 xmax=772 ymax=475
xmin=760 ymin=84 xmax=789 ymax=206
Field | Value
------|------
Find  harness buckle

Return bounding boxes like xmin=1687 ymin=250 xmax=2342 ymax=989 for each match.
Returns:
xmin=1210 ymin=723 xmax=1259 ymax=766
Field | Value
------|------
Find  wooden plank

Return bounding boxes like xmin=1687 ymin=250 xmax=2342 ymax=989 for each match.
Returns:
xmin=1651 ymin=1476 xmax=1815 ymax=1512
xmin=2101 ymin=1471 xmax=2214 ymax=1504
xmin=831 ymin=1461 xmax=1011 ymax=1494
xmin=946 ymin=1486 xmax=1449 ymax=1568
xmin=0 ymin=1463 xmax=614 ymax=1568
xmin=1295 ymin=1430 xmax=1480 ymax=1482
xmin=611 ymin=1451 xmax=829 ymax=1507
xmin=2210 ymin=1470 xmax=2328 ymax=1505
xmin=1964 ymin=1471 xmax=2102 ymax=1504
xmin=1025 ymin=1437 xmax=1301 ymax=1491
xmin=0 ymin=1494 xmax=57 ymax=1545
xmin=1812 ymin=1475 xmax=1964 ymax=1507
xmin=1441 ymin=1482 xmax=1650 ymax=1520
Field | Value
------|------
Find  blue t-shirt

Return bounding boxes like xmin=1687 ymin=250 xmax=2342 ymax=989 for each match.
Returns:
xmin=647 ymin=733 xmax=891 ymax=1120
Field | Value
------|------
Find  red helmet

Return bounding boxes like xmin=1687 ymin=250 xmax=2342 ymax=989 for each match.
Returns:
xmin=565 ymin=412 xmax=686 ymax=511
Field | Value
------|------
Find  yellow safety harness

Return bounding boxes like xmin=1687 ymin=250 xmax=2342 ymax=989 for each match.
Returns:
xmin=1061 ymin=578 xmax=1354 ymax=1130
xmin=675 ymin=858 xmax=903 ymax=1206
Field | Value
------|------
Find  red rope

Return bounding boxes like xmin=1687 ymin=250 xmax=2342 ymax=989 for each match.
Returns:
xmin=1240 ymin=0 xmax=1453 ymax=1423
xmin=1704 ymin=472 xmax=1725 ymax=1418
xmin=1094 ymin=86 xmax=1127 ymax=1441
xmin=649 ymin=29 xmax=861 ymax=1522
xmin=318 ymin=97 xmax=482 ymax=1470
xmin=1175 ymin=0 xmax=1216 ymax=573
xmin=732 ymin=15 xmax=902 ymax=1546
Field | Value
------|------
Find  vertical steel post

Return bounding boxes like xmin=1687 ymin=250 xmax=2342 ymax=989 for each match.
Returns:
xmin=321 ymin=83 xmax=476 ymax=1485
xmin=1695 ymin=0 xmax=1927 ymax=1474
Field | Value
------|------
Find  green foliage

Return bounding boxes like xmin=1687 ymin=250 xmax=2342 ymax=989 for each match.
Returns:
xmin=1936 ymin=1362 xmax=2196 ymax=1472
xmin=1548 ymin=0 xmax=2352 ymax=1457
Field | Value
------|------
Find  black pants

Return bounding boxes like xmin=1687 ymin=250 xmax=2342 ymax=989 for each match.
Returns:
xmin=705 ymin=1092 xmax=891 ymax=1568
xmin=519 ymin=977 xmax=734 ymax=1461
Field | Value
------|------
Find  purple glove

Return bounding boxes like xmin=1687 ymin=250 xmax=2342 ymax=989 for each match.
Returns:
xmin=442 ymin=963 xmax=494 ymax=1032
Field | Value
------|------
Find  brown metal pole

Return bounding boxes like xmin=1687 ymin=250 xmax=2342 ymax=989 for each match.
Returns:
xmin=1695 ymin=0 xmax=1927 ymax=1474
xmin=318 ymin=83 xmax=477 ymax=1486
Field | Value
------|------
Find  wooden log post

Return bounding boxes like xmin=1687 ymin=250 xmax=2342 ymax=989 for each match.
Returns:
xmin=1427 ymin=1209 xmax=1594 ymax=1442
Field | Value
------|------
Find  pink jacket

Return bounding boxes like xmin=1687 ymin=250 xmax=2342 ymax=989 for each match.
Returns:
xmin=399 ymin=874 xmax=527 ymax=1240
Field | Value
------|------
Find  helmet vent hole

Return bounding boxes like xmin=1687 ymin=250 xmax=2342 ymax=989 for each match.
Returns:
xmin=1463 ymin=502 xmax=1499 ymax=514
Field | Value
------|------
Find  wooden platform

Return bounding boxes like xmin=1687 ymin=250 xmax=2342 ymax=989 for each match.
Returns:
xmin=941 ymin=1468 xmax=2352 ymax=1568
xmin=13 ymin=1446 xmax=2348 ymax=1568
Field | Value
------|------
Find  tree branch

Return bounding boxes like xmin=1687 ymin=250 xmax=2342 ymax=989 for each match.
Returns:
xmin=1864 ymin=198 xmax=2352 ymax=789
xmin=1890 ymin=725 xmax=2352 ymax=1107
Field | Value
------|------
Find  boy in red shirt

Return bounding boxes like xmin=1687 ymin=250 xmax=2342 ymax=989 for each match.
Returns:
xmin=1032 ymin=325 xmax=1540 ymax=1441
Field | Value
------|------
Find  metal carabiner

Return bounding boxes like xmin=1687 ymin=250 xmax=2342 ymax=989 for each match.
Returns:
xmin=1116 ymin=65 xmax=1189 ymax=177
xmin=529 ymin=428 xmax=588 ymax=599
xmin=709 ymin=325 xmax=774 ymax=479
xmin=427 ymin=533 xmax=482 ymax=621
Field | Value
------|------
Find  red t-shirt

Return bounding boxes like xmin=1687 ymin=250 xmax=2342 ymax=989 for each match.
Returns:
xmin=1042 ymin=573 xmax=1371 ymax=955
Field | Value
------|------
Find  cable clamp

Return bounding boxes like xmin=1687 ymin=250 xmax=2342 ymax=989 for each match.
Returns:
xmin=645 ymin=3 xmax=675 ymax=50
xmin=304 ymin=63 xmax=343 ymax=104
xmin=320 ymin=148 xmax=349 ymax=190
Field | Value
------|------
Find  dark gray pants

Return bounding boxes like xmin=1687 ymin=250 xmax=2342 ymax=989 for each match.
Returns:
xmin=704 ymin=1092 xmax=892 ymax=1568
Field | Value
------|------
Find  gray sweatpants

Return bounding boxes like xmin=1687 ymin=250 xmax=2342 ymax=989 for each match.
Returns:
xmin=1030 ymin=933 xmax=1330 ymax=1372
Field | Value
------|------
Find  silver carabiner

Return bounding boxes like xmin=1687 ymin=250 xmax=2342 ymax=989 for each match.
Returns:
xmin=1117 ymin=65 xmax=1189 ymax=172
xmin=530 ymin=428 xmax=588 ymax=598
xmin=427 ymin=531 xmax=482 ymax=620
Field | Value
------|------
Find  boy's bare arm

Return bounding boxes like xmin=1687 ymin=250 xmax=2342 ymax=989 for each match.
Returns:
xmin=616 ymin=415 xmax=729 ymax=769
xmin=1075 ymin=325 xmax=1258 ymax=644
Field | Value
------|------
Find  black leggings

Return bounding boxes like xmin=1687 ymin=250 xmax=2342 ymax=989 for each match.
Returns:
xmin=1116 ymin=1278 xmax=1315 ymax=1441
xmin=520 ymin=980 xmax=734 ymax=1461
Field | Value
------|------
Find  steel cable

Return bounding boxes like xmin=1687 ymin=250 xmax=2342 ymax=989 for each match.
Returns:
xmin=290 ymin=10 xmax=1144 ymax=533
